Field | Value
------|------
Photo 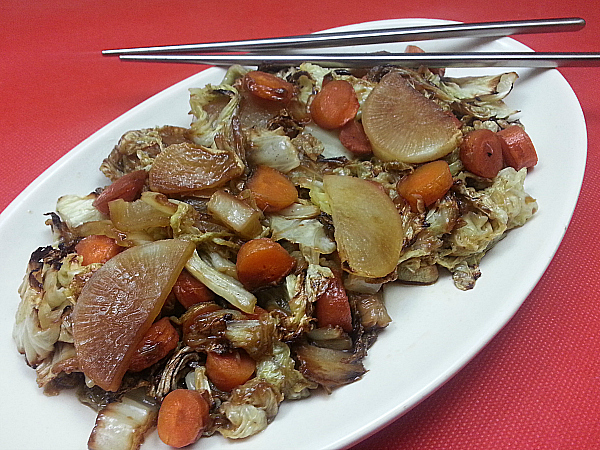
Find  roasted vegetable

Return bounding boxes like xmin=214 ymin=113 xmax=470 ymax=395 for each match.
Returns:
xmin=362 ymin=71 xmax=462 ymax=163
xmin=13 ymin=61 xmax=539 ymax=450
xmin=323 ymin=174 xmax=404 ymax=278
xmin=72 ymin=239 xmax=195 ymax=391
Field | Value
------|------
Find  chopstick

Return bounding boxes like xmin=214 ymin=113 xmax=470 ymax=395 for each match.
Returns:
xmin=103 ymin=17 xmax=585 ymax=56
xmin=117 ymin=52 xmax=600 ymax=68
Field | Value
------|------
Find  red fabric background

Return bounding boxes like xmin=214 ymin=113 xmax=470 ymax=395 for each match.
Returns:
xmin=2 ymin=1 xmax=599 ymax=448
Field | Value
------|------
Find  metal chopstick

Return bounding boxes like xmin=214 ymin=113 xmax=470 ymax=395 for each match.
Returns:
xmin=102 ymin=17 xmax=585 ymax=56
xmin=117 ymin=52 xmax=600 ymax=68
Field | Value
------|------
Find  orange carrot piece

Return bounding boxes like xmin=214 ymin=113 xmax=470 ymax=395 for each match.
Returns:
xmin=397 ymin=160 xmax=454 ymax=212
xmin=404 ymin=44 xmax=445 ymax=76
xmin=405 ymin=44 xmax=425 ymax=53
xmin=497 ymin=125 xmax=538 ymax=170
xmin=236 ymin=238 xmax=295 ymax=291
xmin=92 ymin=170 xmax=147 ymax=215
xmin=172 ymin=269 xmax=215 ymax=309
xmin=459 ymin=129 xmax=504 ymax=178
xmin=157 ymin=389 xmax=210 ymax=448
xmin=75 ymin=234 xmax=123 ymax=265
xmin=128 ymin=317 xmax=179 ymax=372
xmin=205 ymin=349 xmax=256 ymax=392
xmin=339 ymin=120 xmax=373 ymax=156
xmin=315 ymin=274 xmax=353 ymax=332
xmin=310 ymin=79 xmax=360 ymax=130
xmin=247 ymin=165 xmax=298 ymax=212
xmin=242 ymin=70 xmax=295 ymax=103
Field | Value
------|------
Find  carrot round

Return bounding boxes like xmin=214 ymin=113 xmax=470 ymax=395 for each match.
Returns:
xmin=157 ymin=389 xmax=210 ymax=448
xmin=247 ymin=165 xmax=298 ymax=212
xmin=497 ymin=125 xmax=538 ymax=170
xmin=236 ymin=238 xmax=295 ymax=291
xmin=75 ymin=234 xmax=123 ymax=265
xmin=339 ymin=120 xmax=373 ymax=156
xmin=310 ymin=79 xmax=360 ymax=130
xmin=172 ymin=269 xmax=215 ymax=309
xmin=315 ymin=274 xmax=352 ymax=332
xmin=397 ymin=160 xmax=454 ymax=212
xmin=205 ymin=349 xmax=256 ymax=392
xmin=128 ymin=317 xmax=179 ymax=372
xmin=92 ymin=170 xmax=147 ymax=215
xmin=242 ymin=70 xmax=295 ymax=103
xmin=459 ymin=129 xmax=504 ymax=178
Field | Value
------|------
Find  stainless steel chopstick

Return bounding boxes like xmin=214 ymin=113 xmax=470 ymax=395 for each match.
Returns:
xmin=102 ymin=17 xmax=585 ymax=56
xmin=117 ymin=52 xmax=600 ymax=68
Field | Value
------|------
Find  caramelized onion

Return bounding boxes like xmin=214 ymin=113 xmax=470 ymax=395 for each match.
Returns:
xmin=294 ymin=343 xmax=366 ymax=390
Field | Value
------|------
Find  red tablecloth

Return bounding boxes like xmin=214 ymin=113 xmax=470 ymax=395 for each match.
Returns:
xmin=2 ymin=1 xmax=599 ymax=448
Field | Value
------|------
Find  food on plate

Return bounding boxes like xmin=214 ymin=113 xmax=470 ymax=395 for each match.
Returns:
xmin=13 ymin=54 xmax=538 ymax=449
xmin=362 ymin=70 xmax=462 ymax=163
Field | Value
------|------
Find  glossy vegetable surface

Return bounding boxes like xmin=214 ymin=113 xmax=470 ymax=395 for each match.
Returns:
xmin=498 ymin=125 xmax=538 ymax=170
xmin=92 ymin=170 xmax=147 ymax=215
xmin=460 ymin=129 xmax=504 ymax=178
xmin=323 ymin=175 xmax=404 ymax=278
xmin=310 ymin=79 xmax=360 ymax=130
xmin=339 ymin=120 xmax=373 ymax=156
xmin=72 ymin=239 xmax=195 ymax=391
xmin=75 ymin=234 xmax=122 ymax=265
xmin=205 ymin=349 xmax=256 ymax=391
xmin=315 ymin=274 xmax=353 ymax=332
xmin=149 ymin=143 xmax=244 ymax=194
xmin=128 ymin=317 xmax=179 ymax=372
xmin=247 ymin=165 xmax=298 ymax=212
xmin=172 ymin=269 xmax=215 ymax=309
xmin=235 ymin=238 xmax=295 ymax=291
xmin=243 ymin=70 xmax=295 ymax=103
xmin=397 ymin=160 xmax=454 ymax=211
xmin=362 ymin=71 xmax=462 ymax=163
xmin=157 ymin=389 xmax=210 ymax=448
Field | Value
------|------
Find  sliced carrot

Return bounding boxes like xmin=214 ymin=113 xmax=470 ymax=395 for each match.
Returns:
xmin=157 ymin=389 xmax=210 ymax=448
xmin=397 ymin=160 xmax=454 ymax=212
xmin=75 ymin=234 xmax=123 ymax=265
xmin=459 ymin=129 xmax=504 ymax=178
xmin=172 ymin=269 xmax=215 ymax=309
xmin=128 ymin=317 xmax=179 ymax=372
xmin=310 ymin=79 xmax=360 ymax=130
xmin=497 ymin=125 xmax=538 ymax=170
xmin=205 ymin=349 xmax=256 ymax=392
xmin=404 ymin=44 xmax=445 ymax=76
xmin=236 ymin=238 xmax=295 ymax=291
xmin=242 ymin=70 xmax=295 ymax=103
xmin=92 ymin=170 xmax=147 ymax=215
xmin=405 ymin=44 xmax=426 ymax=53
xmin=247 ymin=165 xmax=298 ymax=212
xmin=339 ymin=120 xmax=373 ymax=156
xmin=315 ymin=274 xmax=353 ymax=332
